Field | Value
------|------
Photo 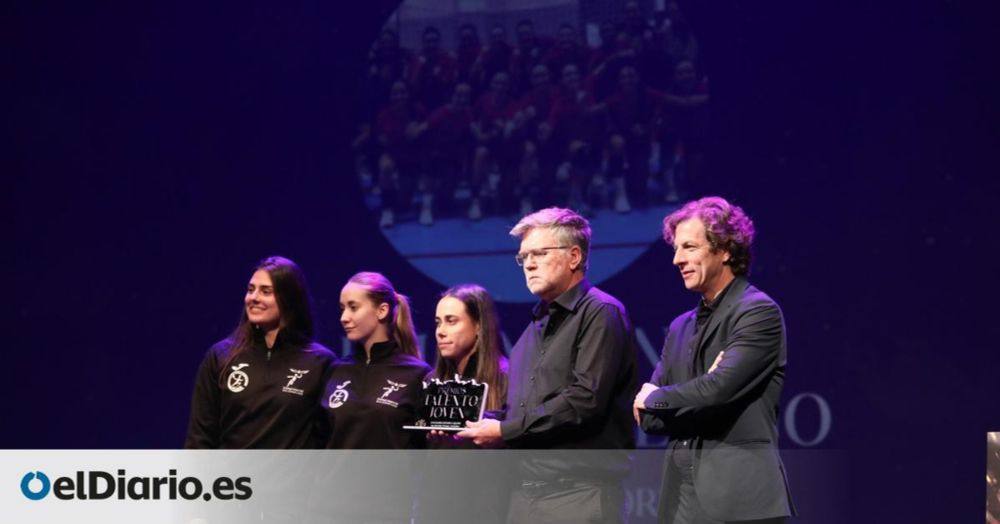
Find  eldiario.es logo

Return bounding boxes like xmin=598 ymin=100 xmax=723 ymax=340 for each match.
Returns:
xmin=20 ymin=469 xmax=251 ymax=501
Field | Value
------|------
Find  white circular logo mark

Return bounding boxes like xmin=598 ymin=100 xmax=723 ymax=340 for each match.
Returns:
xmin=227 ymin=363 xmax=250 ymax=393
xmin=328 ymin=390 xmax=349 ymax=409
xmin=329 ymin=381 xmax=351 ymax=409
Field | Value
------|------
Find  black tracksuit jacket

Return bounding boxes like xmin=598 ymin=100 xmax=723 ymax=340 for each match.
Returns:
xmin=185 ymin=330 xmax=336 ymax=449
xmin=322 ymin=340 xmax=431 ymax=449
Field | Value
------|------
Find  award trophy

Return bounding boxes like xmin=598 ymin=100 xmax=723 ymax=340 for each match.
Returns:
xmin=403 ymin=375 xmax=489 ymax=431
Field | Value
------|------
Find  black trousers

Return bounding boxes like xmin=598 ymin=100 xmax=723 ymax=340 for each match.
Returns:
xmin=660 ymin=440 xmax=786 ymax=524
xmin=507 ymin=478 xmax=625 ymax=524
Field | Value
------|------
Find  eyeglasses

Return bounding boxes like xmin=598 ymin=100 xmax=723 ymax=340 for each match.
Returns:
xmin=515 ymin=246 xmax=570 ymax=266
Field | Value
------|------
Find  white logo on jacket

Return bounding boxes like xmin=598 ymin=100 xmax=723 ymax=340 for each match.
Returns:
xmin=328 ymin=381 xmax=351 ymax=409
xmin=227 ymin=363 xmax=250 ymax=393
xmin=282 ymin=368 xmax=309 ymax=396
xmin=376 ymin=380 xmax=407 ymax=408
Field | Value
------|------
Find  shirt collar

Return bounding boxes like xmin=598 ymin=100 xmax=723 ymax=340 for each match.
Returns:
xmin=697 ymin=277 xmax=738 ymax=317
xmin=353 ymin=339 xmax=398 ymax=362
xmin=438 ymin=350 xmax=480 ymax=380
xmin=532 ymin=278 xmax=592 ymax=319
xmin=252 ymin=328 xmax=286 ymax=351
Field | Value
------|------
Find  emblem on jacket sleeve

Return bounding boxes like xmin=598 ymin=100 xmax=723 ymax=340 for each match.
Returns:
xmin=227 ymin=363 xmax=250 ymax=393
xmin=376 ymin=380 xmax=407 ymax=408
xmin=282 ymin=368 xmax=309 ymax=396
xmin=328 ymin=381 xmax=351 ymax=409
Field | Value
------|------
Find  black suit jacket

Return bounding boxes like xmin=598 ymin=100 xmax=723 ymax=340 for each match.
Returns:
xmin=640 ymin=277 xmax=795 ymax=522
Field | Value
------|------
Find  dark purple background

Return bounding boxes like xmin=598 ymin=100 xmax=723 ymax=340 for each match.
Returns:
xmin=6 ymin=0 xmax=997 ymax=521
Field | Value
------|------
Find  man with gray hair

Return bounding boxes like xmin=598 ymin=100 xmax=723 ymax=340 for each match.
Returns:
xmin=458 ymin=207 xmax=637 ymax=523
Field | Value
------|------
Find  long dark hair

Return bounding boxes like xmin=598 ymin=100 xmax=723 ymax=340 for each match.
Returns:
xmin=431 ymin=284 xmax=508 ymax=411
xmin=219 ymin=256 xmax=316 ymax=384
xmin=347 ymin=271 xmax=420 ymax=358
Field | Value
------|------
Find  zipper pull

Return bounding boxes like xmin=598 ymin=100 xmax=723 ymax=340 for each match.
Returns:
xmin=267 ymin=350 xmax=272 ymax=361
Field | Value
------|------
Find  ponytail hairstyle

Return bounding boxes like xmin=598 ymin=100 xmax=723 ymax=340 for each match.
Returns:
xmin=347 ymin=271 xmax=421 ymax=358
xmin=220 ymin=256 xmax=316 ymax=385
xmin=432 ymin=284 xmax=508 ymax=411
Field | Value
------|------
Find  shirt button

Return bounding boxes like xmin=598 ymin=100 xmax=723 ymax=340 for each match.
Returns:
xmin=519 ymin=402 xmax=525 ymax=407
xmin=529 ymin=376 xmax=535 ymax=381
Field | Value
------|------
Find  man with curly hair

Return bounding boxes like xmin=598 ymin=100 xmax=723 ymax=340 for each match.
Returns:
xmin=634 ymin=196 xmax=795 ymax=523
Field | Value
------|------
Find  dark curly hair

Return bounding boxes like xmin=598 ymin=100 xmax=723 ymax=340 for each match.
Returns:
xmin=662 ymin=196 xmax=756 ymax=276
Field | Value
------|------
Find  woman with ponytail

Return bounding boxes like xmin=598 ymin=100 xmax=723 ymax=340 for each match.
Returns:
xmin=185 ymin=256 xmax=336 ymax=448
xmin=323 ymin=271 xmax=431 ymax=449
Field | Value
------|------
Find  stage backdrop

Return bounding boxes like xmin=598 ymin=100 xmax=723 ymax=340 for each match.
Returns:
xmin=5 ymin=0 xmax=994 ymax=522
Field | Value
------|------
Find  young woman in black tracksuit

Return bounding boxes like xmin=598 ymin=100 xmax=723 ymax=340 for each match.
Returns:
xmin=322 ymin=271 xmax=431 ymax=449
xmin=426 ymin=283 xmax=509 ymax=446
xmin=311 ymin=272 xmax=430 ymax=523
xmin=415 ymin=283 xmax=512 ymax=524
xmin=185 ymin=256 xmax=336 ymax=449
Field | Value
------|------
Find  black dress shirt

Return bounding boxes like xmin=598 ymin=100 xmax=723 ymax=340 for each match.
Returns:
xmin=690 ymin=278 xmax=737 ymax=376
xmin=500 ymin=279 xmax=637 ymax=449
